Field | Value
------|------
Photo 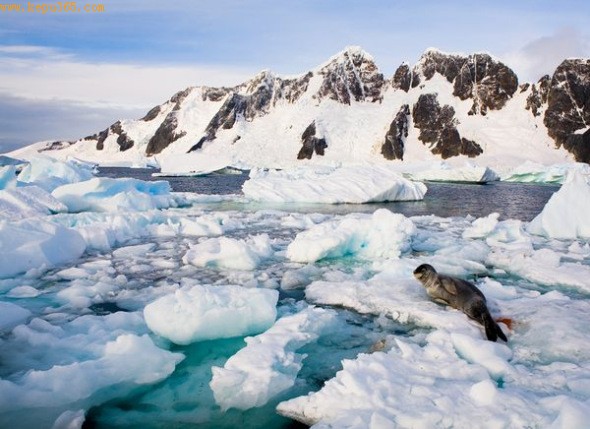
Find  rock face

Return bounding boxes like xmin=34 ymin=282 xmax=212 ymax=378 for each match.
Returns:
xmin=412 ymin=94 xmax=482 ymax=159
xmin=86 ymin=120 xmax=135 ymax=152
xmin=391 ymin=63 xmax=412 ymax=92
xmin=524 ymin=75 xmax=551 ymax=117
xmin=297 ymin=122 xmax=327 ymax=160
xmin=315 ymin=47 xmax=385 ymax=104
xmin=412 ymin=50 xmax=518 ymax=115
xmin=544 ymin=59 xmax=590 ymax=163
xmin=381 ymin=105 xmax=410 ymax=160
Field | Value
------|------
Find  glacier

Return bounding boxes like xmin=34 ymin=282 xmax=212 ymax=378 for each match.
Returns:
xmin=0 ymin=157 xmax=589 ymax=428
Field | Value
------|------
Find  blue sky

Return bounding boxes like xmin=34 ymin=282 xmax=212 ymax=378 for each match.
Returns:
xmin=1 ymin=0 xmax=589 ymax=152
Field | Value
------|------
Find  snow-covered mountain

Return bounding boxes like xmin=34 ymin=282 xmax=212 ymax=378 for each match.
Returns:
xmin=8 ymin=47 xmax=590 ymax=171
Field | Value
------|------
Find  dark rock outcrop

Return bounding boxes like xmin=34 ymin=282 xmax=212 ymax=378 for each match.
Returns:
xmin=382 ymin=104 xmax=410 ymax=160
xmin=412 ymin=50 xmax=518 ymax=115
xmin=315 ymin=47 xmax=385 ymax=104
xmin=86 ymin=120 xmax=134 ymax=152
xmin=412 ymin=93 xmax=483 ymax=158
xmin=525 ymin=75 xmax=551 ymax=117
xmin=544 ymin=59 xmax=590 ymax=163
xmin=297 ymin=122 xmax=327 ymax=160
xmin=392 ymin=63 xmax=412 ymax=92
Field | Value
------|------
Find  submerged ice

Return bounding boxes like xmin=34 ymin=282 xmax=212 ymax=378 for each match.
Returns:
xmin=0 ymin=157 xmax=589 ymax=428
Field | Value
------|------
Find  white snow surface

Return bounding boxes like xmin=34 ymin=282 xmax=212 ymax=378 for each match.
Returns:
xmin=0 ymin=185 xmax=67 ymax=221
xmin=210 ymin=306 xmax=338 ymax=411
xmin=143 ymin=284 xmax=278 ymax=345
xmin=528 ymin=171 xmax=590 ymax=239
xmin=242 ymin=165 xmax=427 ymax=203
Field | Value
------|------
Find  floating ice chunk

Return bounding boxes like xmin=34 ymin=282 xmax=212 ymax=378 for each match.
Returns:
xmin=0 ymin=334 xmax=183 ymax=410
xmin=154 ymin=153 xmax=231 ymax=176
xmin=17 ymin=156 xmax=94 ymax=192
xmin=528 ymin=171 xmax=590 ymax=239
xmin=183 ymin=234 xmax=273 ymax=270
xmin=0 ymin=166 xmax=17 ymax=190
xmin=280 ymin=264 xmax=323 ymax=290
xmin=52 ymin=177 xmax=175 ymax=213
xmin=6 ymin=285 xmax=41 ymax=298
xmin=409 ymin=163 xmax=500 ymax=183
xmin=243 ymin=165 xmax=427 ymax=204
xmin=143 ymin=284 xmax=278 ymax=345
xmin=0 ymin=185 xmax=67 ymax=221
xmin=210 ymin=306 xmax=338 ymax=411
xmin=0 ymin=301 xmax=31 ymax=331
xmin=0 ymin=219 xmax=86 ymax=278
xmin=286 ymin=209 xmax=415 ymax=263
xmin=462 ymin=213 xmax=500 ymax=239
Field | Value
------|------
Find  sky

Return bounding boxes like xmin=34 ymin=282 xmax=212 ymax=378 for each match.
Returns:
xmin=1 ymin=0 xmax=589 ymax=153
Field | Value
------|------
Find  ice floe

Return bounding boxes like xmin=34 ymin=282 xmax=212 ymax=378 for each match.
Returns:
xmin=154 ymin=153 xmax=232 ymax=176
xmin=17 ymin=156 xmax=95 ymax=192
xmin=503 ymin=161 xmax=590 ymax=184
xmin=144 ymin=284 xmax=279 ymax=345
xmin=242 ymin=165 xmax=427 ymax=203
xmin=210 ymin=306 xmax=338 ymax=411
xmin=0 ymin=185 xmax=67 ymax=221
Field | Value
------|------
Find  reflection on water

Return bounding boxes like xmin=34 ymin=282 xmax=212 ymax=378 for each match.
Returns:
xmin=98 ymin=167 xmax=559 ymax=222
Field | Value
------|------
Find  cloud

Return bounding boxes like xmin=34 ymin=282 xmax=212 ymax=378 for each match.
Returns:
xmin=0 ymin=93 xmax=146 ymax=154
xmin=501 ymin=27 xmax=590 ymax=82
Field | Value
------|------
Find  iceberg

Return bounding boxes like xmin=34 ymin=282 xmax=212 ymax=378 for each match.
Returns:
xmin=0 ymin=166 xmax=17 ymax=190
xmin=143 ymin=284 xmax=278 ymax=345
xmin=408 ymin=163 xmax=500 ymax=183
xmin=242 ymin=165 xmax=427 ymax=204
xmin=528 ymin=171 xmax=590 ymax=239
xmin=52 ymin=177 xmax=176 ymax=212
xmin=503 ymin=162 xmax=590 ymax=184
xmin=154 ymin=153 xmax=232 ymax=176
xmin=210 ymin=306 xmax=338 ymax=411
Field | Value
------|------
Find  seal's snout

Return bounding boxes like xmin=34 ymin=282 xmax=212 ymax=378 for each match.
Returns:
xmin=413 ymin=263 xmax=434 ymax=280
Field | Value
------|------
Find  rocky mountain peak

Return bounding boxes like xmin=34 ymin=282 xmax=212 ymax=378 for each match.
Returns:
xmin=410 ymin=49 xmax=518 ymax=115
xmin=315 ymin=45 xmax=385 ymax=103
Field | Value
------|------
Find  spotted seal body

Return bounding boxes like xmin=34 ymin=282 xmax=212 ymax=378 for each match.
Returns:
xmin=413 ymin=264 xmax=507 ymax=342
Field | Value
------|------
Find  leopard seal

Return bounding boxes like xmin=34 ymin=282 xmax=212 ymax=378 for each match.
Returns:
xmin=413 ymin=263 xmax=507 ymax=342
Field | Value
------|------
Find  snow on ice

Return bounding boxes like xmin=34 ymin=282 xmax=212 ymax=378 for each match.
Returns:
xmin=144 ymin=284 xmax=278 ymax=345
xmin=242 ymin=165 xmax=427 ymax=203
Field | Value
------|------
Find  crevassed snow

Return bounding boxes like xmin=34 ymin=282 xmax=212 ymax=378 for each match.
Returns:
xmin=143 ymin=284 xmax=279 ymax=345
xmin=528 ymin=171 xmax=590 ymax=239
xmin=242 ymin=165 xmax=427 ymax=204
xmin=210 ymin=306 xmax=338 ymax=411
xmin=52 ymin=177 xmax=176 ymax=212
xmin=286 ymin=209 xmax=416 ymax=263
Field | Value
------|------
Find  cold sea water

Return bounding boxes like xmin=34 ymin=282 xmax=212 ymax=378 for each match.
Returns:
xmin=51 ymin=167 xmax=561 ymax=429
xmin=97 ymin=167 xmax=559 ymax=222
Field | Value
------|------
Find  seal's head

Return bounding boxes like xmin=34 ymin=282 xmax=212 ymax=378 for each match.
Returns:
xmin=413 ymin=264 xmax=436 ymax=282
